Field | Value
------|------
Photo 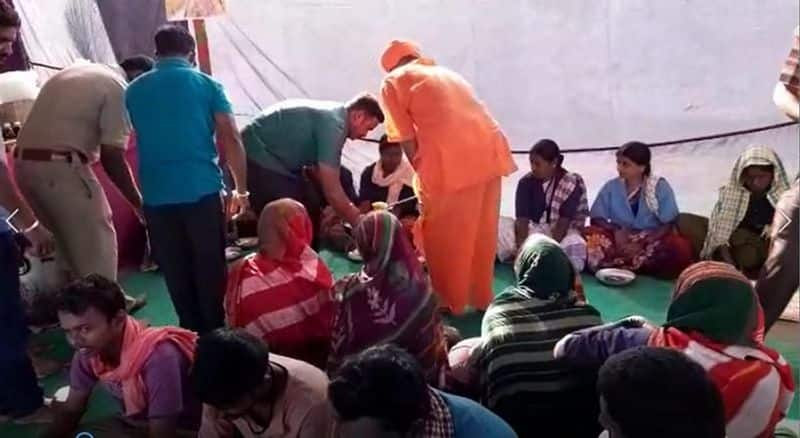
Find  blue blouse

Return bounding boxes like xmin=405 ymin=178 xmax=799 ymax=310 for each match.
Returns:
xmin=590 ymin=178 xmax=679 ymax=230
xmin=438 ymin=390 xmax=517 ymax=438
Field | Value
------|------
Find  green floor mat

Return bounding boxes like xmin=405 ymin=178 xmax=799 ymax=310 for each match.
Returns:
xmin=2 ymin=251 xmax=798 ymax=437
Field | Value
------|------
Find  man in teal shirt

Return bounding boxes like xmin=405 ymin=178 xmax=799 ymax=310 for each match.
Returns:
xmin=126 ymin=25 xmax=248 ymax=334
xmin=241 ymin=95 xmax=383 ymax=246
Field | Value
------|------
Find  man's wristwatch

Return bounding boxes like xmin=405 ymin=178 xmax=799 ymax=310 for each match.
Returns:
xmin=233 ymin=190 xmax=250 ymax=199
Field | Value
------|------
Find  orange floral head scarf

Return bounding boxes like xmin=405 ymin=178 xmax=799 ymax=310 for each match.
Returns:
xmin=380 ymin=39 xmax=423 ymax=72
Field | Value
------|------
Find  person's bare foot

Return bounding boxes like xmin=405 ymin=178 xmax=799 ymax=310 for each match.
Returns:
xmin=13 ymin=399 xmax=54 ymax=425
xmin=141 ymin=260 xmax=159 ymax=272
xmin=124 ymin=294 xmax=147 ymax=314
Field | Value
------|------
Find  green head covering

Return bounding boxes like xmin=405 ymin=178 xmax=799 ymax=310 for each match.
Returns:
xmin=506 ymin=234 xmax=575 ymax=300
xmin=665 ymin=262 xmax=761 ymax=346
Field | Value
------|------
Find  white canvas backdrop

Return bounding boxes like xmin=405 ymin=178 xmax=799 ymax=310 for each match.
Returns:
xmin=203 ymin=0 xmax=799 ymax=216
xmin=19 ymin=0 xmax=800 ymax=216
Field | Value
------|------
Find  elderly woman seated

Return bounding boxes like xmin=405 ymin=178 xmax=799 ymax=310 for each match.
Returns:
xmin=678 ymin=146 xmax=791 ymax=278
xmin=224 ymin=199 xmax=334 ymax=369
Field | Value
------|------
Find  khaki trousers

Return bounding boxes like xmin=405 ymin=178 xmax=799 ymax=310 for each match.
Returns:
xmin=15 ymin=158 xmax=118 ymax=281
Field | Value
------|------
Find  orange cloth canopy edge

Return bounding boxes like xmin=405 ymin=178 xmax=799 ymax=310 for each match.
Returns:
xmin=380 ymin=39 xmax=423 ymax=72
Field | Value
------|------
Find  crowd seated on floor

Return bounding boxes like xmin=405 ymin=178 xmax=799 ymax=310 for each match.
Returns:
xmin=7 ymin=95 xmax=799 ymax=437
xmin=501 ymin=141 xmax=794 ymax=282
xmin=2 ymin=10 xmax=798 ymax=438
xmin=29 ymin=203 xmax=796 ymax=438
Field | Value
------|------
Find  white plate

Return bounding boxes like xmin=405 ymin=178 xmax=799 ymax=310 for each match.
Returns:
xmin=595 ymin=268 xmax=636 ymax=286
xmin=235 ymin=237 xmax=259 ymax=249
xmin=347 ymin=249 xmax=363 ymax=262
xmin=225 ymin=246 xmax=243 ymax=261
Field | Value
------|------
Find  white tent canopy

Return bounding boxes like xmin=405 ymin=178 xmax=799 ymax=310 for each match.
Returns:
xmin=19 ymin=0 xmax=800 ymax=216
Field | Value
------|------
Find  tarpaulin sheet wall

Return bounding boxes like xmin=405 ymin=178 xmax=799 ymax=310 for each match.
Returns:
xmin=19 ymin=0 xmax=800 ymax=218
xmin=17 ymin=0 xmax=116 ymax=75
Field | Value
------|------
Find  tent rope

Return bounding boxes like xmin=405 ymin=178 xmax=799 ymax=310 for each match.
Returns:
xmin=511 ymin=121 xmax=796 ymax=155
xmin=357 ymin=121 xmax=795 ymax=153
xmin=28 ymin=59 xmax=796 ymax=154
xmin=30 ymin=61 xmax=62 ymax=70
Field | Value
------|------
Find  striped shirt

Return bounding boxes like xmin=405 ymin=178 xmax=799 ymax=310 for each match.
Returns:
xmin=556 ymin=325 xmax=795 ymax=438
xmin=474 ymin=295 xmax=603 ymax=437
xmin=780 ymin=26 xmax=800 ymax=96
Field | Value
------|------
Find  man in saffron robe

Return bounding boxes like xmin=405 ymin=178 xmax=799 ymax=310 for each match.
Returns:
xmin=379 ymin=40 xmax=516 ymax=314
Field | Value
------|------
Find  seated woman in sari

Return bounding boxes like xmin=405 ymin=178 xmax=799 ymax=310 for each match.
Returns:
xmin=585 ymin=141 xmax=692 ymax=278
xmin=359 ymin=135 xmax=419 ymax=237
xmin=327 ymin=210 xmax=449 ymax=386
xmin=225 ymin=199 xmax=335 ymax=369
xmin=679 ymin=146 xmax=791 ymax=278
xmin=555 ymin=261 xmax=795 ymax=438
xmin=513 ymin=139 xmax=589 ymax=272
xmin=453 ymin=234 xmax=604 ymax=437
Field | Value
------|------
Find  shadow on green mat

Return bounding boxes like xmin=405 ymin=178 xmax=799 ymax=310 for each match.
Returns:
xmin=2 ymin=251 xmax=797 ymax=437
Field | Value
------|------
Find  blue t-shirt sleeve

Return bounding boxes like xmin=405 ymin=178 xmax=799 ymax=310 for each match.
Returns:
xmin=554 ymin=325 xmax=651 ymax=368
xmin=654 ymin=178 xmax=679 ymax=223
xmin=590 ymin=180 xmax=612 ymax=220
xmin=209 ymin=79 xmax=233 ymax=115
xmin=441 ymin=391 xmax=518 ymax=438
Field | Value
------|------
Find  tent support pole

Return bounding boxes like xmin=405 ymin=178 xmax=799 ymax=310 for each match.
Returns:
xmin=193 ymin=19 xmax=212 ymax=75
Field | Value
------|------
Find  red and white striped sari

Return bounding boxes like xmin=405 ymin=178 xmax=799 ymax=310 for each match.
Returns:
xmin=650 ymin=262 xmax=795 ymax=438
xmin=225 ymin=200 xmax=334 ymax=368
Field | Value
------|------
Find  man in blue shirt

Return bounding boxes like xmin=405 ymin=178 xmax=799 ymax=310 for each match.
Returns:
xmin=0 ymin=0 xmax=55 ymax=423
xmin=126 ymin=24 xmax=248 ymax=334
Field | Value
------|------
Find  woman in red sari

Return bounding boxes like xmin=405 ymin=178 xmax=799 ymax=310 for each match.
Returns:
xmin=224 ymin=198 xmax=334 ymax=368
